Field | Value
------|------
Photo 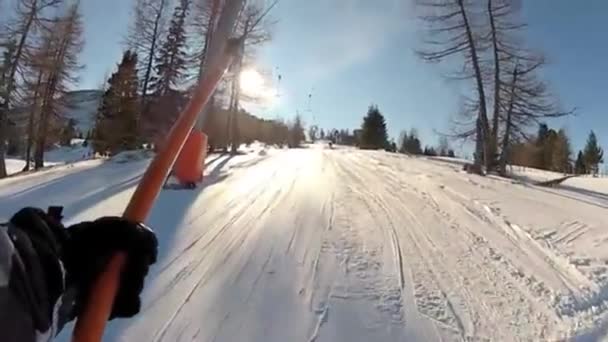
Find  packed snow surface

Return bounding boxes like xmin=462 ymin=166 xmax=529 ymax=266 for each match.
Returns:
xmin=2 ymin=146 xmax=608 ymax=341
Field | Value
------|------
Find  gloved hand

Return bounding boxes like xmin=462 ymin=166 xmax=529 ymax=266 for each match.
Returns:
xmin=9 ymin=207 xmax=69 ymax=314
xmin=65 ymin=217 xmax=158 ymax=319
xmin=7 ymin=207 xmax=157 ymax=333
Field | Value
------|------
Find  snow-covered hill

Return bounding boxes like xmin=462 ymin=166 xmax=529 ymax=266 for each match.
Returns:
xmin=60 ymin=89 xmax=102 ymax=133
xmin=8 ymin=89 xmax=101 ymax=136
xmin=5 ymin=139 xmax=93 ymax=176
xmin=429 ymin=155 xmax=608 ymax=208
xmin=2 ymin=148 xmax=608 ymax=341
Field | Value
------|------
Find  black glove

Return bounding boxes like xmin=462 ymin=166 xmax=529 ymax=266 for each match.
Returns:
xmin=9 ymin=208 xmax=69 ymax=326
xmin=65 ymin=217 xmax=158 ymax=319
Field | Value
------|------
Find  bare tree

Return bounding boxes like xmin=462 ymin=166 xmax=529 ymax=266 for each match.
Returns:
xmin=497 ymin=56 xmax=572 ymax=175
xmin=19 ymin=57 xmax=45 ymax=170
xmin=486 ymin=0 xmax=527 ymax=167
xmin=127 ymin=0 xmax=170 ymax=120
xmin=31 ymin=2 xmax=83 ymax=168
xmin=420 ymin=0 xmax=572 ymax=174
xmin=227 ymin=0 xmax=277 ymax=154
xmin=190 ymin=0 xmax=219 ymax=80
xmin=483 ymin=0 xmax=573 ymax=175
xmin=416 ymin=0 xmax=492 ymax=169
xmin=0 ymin=0 xmax=63 ymax=177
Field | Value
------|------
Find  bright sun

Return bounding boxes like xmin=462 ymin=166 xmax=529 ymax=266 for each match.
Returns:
xmin=240 ymin=69 xmax=265 ymax=95
xmin=238 ymin=68 xmax=277 ymax=106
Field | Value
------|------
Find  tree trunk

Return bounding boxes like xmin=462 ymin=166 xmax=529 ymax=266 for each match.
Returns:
xmin=458 ymin=0 xmax=491 ymax=169
xmin=0 ymin=2 xmax=38 ymax=178
xmin=34 ymin=16 xmax=73 ymax=169
xmin=230 ymin=70 xmax=241 ymax=155
xmin=140 ymin=0 xmax=167 ymax=120
xmin=34 ymin=99 xmax=50 ymax=169
xmin=0 ymin=104 xmax=6 ymax=177
xmin=229 ymin=25 xmax=247 ymax=155
xmin=224 ymin=106 xmax=232 ymax=153
xmin=488 ymin=0 xmax=501 ymax=170
xmin=23 ymin=109 xmax=36 ymax=171
xmin=224 ymin=77 xmax=239 ymax=152
xmin=474 ymin=117 xmax=483 ymax=165
xmin=23 ymin=71 xmax=44 ymax=171
xmin=35 ymin=69 xmax=60 ymax=169
xmin=499 ymin=66 xmax=518 ymax=176
xmin=198 ymin=0 xmax=220 ymax=80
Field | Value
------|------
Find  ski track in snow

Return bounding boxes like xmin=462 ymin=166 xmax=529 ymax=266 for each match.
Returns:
xmin=2 ymin=147 xmax=608 ymax=341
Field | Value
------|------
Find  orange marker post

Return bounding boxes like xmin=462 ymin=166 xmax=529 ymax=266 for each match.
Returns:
xmin=71 ymin=41 xmax=238 ymax=342
xmin=174 ymin=131 xmax=209 ymax=185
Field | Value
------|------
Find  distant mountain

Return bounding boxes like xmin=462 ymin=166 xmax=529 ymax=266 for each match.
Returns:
xmin=6 ymin=89 xmax=102 ymax=156
xmin=60 ymin=89 xmax=102 ymax=133
xmin=9 ymin=89 xmax=102 ymax=134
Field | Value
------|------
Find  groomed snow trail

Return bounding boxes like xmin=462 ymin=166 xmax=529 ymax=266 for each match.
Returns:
xmin=3 ymin=147 xmax=608 ymax=341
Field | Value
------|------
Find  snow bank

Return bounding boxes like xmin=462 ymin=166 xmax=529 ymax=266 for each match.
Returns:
xmin=5 ymin=159 xmax=26 ymax=175
xmin=45 ymin=141 xmax=93 ymax=164
xmin=111 ymin=150 xmax=155 ymax=164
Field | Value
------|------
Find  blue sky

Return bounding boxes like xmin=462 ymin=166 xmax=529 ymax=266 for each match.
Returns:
xmin=75 ymin=0 xmax=606 ymax=154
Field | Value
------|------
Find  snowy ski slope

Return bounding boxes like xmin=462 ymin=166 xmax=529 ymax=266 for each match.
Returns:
xmin=1 ymin=146 xmax=608 ymax=341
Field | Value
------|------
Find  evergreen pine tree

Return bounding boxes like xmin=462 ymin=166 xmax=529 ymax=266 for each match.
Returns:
xmin=545 ymin=129 xmax=572 ymax=173
xmin=127 ymin=0 xmax=170 ymax=113
xmin=402 ymin=128 xmax=422 ymax=155
xmin=360 ymin=104 xmax=388 ymax=150
xmin=551 ymin=129 xmax=572 ymax=173
xmin=288 ymin=114 xmax=305 ymax=148
xmin=536 ymin=123 xmax=549 ymax=146
xmin=143 ymin=0 xmax=190 ymax=141
xmin=398 ymin=130 xmax=409 ymax=154
xmin=60 ymin=119 xmax=77 ymax=146
xmin=0 ymin=40 xmax=17 ymax=106
xmin=438 ymin=136 xmax=450 ymax=156
xmin=94 ymin=51 xmax=140 ymax=155
xmin=423 ymin=146 xmax=437 ymax=156
xmin=150 ymin=0 xmax=190 ymax=97
xmin=583 ymin=130 xmax=604 ymax=176
xmin=411 ymin=137 xmax=422 ymax=155
xmin=540 ymin=129 xmax=556 ymax=170
xmin=574 ymin=151 xmax=586 ymax=175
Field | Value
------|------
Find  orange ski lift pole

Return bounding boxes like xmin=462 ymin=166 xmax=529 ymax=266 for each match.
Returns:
xmin=71 ymin=0 xmax=245 ymax=341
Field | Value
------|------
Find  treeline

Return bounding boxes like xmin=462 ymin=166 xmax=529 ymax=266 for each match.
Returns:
xmin=416 ymin=0 xmax=574 ymax=176
xmin=509 ymin=124 xmax=603 ymax=176
xmin=0 ymin=0 xmax=285 ymax=177
xmin=308 ymin=126 xmax=357 ymax=146
xmin=357 ymin=104 xmax=456 ymax=157
xmin=306 ymin=105 xmax=391 ymax=150
xmin=0 ymin=0 xmax=84 ymax=173
xmin=93 ymin=0 xmax=284 ymax=157
xmin=203 ymin=108 xmax=304 ymax=151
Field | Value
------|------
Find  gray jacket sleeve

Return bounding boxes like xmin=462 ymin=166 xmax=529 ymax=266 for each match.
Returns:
xmin=0 ymin=223 xmax=75 ymax=342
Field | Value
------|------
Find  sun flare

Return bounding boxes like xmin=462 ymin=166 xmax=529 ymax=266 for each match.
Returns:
xmin=240 ymin=69 xmax=265 ymax=95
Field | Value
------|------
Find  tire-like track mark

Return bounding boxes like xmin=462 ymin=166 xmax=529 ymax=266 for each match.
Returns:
xmin=150 ymin=164 xmax=295 ymax=341
xmin=337 ymin=152 xmax=567 ymax=340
